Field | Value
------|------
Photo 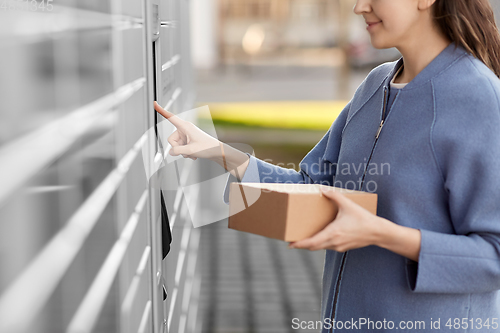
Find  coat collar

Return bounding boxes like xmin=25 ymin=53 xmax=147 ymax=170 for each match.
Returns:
xmin=382 ymin=42 xmax=468 ymax=91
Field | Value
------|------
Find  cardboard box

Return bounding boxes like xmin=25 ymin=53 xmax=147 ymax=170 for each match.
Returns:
xmin=228 ymin=183 xmax=377 ymax=242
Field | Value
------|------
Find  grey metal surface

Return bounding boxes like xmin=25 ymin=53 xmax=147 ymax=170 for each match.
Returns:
xmin=0 ymin=0 xmax=198 ymax=332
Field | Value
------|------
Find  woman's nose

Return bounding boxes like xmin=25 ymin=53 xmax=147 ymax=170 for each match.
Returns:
xmin=353 ymin=0 xmax=371 ymax=15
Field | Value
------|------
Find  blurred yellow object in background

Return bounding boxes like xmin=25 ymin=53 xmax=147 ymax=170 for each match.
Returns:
xmin=201 ymin=101 xmax=348 ymax=130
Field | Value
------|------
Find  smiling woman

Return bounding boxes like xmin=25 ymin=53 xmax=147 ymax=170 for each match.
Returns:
xmin=156 ymin=0 xmax=500 ymax=332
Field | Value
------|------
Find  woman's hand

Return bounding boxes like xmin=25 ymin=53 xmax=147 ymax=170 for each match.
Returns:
xmin=288 ymin=187 xmax=422 ymax=261
xmin=154 ymin=101 xmax=220 ymax=161
xmin=154 ymin=101 xmax=251 ymax=179
xmin=289 ymin=187 xmax=382 ymax=252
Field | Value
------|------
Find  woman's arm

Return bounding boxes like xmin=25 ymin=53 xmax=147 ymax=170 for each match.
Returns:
xmin=155 ymin=100 xmax=352 ymax=186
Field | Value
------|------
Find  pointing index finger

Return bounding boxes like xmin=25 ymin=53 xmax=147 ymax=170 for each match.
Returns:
xmin=154 ymin=101 xmax=185 ymax=128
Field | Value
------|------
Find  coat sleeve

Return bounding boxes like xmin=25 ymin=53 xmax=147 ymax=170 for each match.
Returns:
xmin=222 ymin=101 xmax=352 ymax=204
xmin=407 ymin=82 xmax=500 ymax=294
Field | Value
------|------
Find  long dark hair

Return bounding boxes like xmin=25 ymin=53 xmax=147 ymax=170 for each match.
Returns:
xmin=433 ymin=0 xmax=500 ymax=78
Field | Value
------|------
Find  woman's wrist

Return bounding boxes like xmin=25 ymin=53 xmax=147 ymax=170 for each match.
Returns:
xmin=371 ymin=217 xmax=421 ymax=262
xmin=209 ymin=141 xmax=250 ymax=181
xmin=371 ymin=217 xmax=394 ymax=249
xmin=207 ymin=140 xmax=226 ymax=166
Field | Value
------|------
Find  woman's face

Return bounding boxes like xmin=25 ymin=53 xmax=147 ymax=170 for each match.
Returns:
xmin=353 ymin=0 xmax=426 ymax=49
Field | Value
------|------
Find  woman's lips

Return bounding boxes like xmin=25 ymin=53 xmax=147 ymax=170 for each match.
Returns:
xmin=366 ymin=21 xmax=381 ymax=31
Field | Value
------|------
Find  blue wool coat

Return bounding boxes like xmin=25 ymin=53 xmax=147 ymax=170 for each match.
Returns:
xmin=224 ymin=42 xmax=500 ymax=332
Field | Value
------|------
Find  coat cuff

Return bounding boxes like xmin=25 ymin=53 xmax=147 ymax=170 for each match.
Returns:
xmin=406 ymin=228 xmax=461 ymax=293
xmin=222 ymin=153 xmax=260 ymax=204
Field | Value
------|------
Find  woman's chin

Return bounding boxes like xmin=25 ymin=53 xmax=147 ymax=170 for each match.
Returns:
xmin=369 ymin=38 xmax=393 ymax=50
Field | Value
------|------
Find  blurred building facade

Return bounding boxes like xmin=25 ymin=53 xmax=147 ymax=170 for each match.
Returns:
xmin=191 ymin=0 xmax=401 ymax=70
xmin=192 ymin=0 xmax=500 ymax=71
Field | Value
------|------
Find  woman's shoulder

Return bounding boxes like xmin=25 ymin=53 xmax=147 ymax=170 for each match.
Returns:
xmin=432 ymin=54 xmax=500 ymax=146
xmin=434 ymin=53 xmax=500 ymax=110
